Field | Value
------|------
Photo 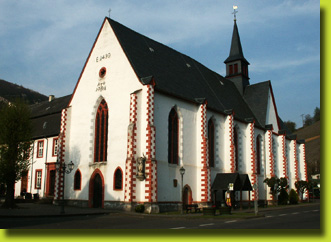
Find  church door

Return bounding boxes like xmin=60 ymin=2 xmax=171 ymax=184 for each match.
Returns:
xmin=48 ymin=170 xmax=56 ymax=196
xmin=93 ymin=174 xmax=103 ymax=208
xmin=20 ymin=171 xmax=28 ymax=195
xmin=183 ymin=185 xmax=192 ymax=205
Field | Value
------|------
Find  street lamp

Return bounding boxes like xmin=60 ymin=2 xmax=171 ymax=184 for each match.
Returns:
xmin=179 ymin=166 xmax=185 ymax=214
xmin=55 ymin=160 xmax=74 ymax=214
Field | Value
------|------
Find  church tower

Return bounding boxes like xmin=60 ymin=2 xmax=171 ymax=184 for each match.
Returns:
xmin=224 ymin=10 xmax=250 ymax=95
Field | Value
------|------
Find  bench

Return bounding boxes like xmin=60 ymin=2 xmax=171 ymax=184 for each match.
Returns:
xmin=185 ymin=204 xmax=200 ymax=213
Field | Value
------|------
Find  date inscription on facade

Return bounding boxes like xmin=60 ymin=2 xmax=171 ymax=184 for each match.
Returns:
xmin=96 ymin=53 xmax=111 ymax=63
xmin=96 ymin=81 xmax=106 ymax=92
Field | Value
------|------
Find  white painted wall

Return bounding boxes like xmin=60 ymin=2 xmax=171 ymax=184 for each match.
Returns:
xmin=64 ymin=19 xmax=143 ymax=202
xmin=154 ymin=92 xmax=199 ymax=202
xmin=15 ymin=136 xmax=59 ymax=198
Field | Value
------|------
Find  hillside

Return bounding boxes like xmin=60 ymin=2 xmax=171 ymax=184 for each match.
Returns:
xmin=294 ymin=121 xmax=320 ymax=178
xmin=0 ymin=79 xmax=48 ymax=105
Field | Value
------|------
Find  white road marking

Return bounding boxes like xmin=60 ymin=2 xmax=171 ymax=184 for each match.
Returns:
xmin=225 ymin=220 xmax=237 ymax=223
xmin=313 ymin=210 xmax=319 ymax=212
xmin=170 ymin=227 xmax=186 ymax=229
xmin=292 ymin=212 xmax=299 ymax=215
xmin=266 ymin=216 xmax=274 ymax=218
xmin=199 ymin=223 xmax=215 ymax=227
xmin=279 ymin=214 xmax=286 ymax=216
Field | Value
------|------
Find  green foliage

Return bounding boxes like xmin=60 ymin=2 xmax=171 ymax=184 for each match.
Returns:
xmin=284 ymin=120 xmax=296 ymax=133
xmin=313 ymin=107 xmax=320 ymax=122
xmin=264 ymin=176 xmax=289 ymax=205
xmin=0 ymin=79 xmax=48 ymax=105
xmin=304 ymin=114 xmax=313 ymax=127
xmin=278 ymin=188 xmax=289 ymax=205
xmin=135 ymin=204 xmax=145 ymax=213
xmin=289 ymin=189 xmax=299 ymax=204
xmin=0 ymin=101 xmax=32 ymax=208
xmin=295 ymin=180 xmax=309 ymax=201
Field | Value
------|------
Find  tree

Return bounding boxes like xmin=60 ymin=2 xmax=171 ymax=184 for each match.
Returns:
xmin=264 ymin=177 xmax=289 ymax=205
xmin=284 ymin=120 xmax=296 ymax=133
xmin=0 ymin=101 xmax=32 ymax=208
xmin=264 ymin=176 xmax=280 ymax=205
xmin=303 ymin=114 xmax=313 ymax=127
xmin=313 ymin=107 xmax=320 ymax=122
xmin=295 ymin=180 xmax=309 ymax=202
xmin=289 ymin=189 xmax=299 ymax=204
xmin=278 ymin=178 xmax=289 ymax=205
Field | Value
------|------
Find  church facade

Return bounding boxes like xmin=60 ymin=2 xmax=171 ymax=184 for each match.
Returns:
xmin=14 ymin=17 xmax=308 ymax=212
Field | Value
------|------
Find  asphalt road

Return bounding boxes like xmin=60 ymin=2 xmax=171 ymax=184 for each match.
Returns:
xmin=1 ymin=203 xmax=320 ymax=229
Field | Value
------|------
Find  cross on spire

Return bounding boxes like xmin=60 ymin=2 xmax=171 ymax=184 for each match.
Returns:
xmin=232 ymin=5 xmax=238 ymax=21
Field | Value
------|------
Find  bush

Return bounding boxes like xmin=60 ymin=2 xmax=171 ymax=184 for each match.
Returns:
xmin=135 ymin=204 xmax=145 ymax=213
xmin=278 ymin=188 xmax=289 ymax=205
xmin=289 ymin=189 xmax=299 ymax=204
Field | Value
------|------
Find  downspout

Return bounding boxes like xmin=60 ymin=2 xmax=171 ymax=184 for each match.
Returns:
xmin=43 ymin=137 xmax=49 ymax=197
xmin=29 ymin=141 xmax=35 ymax=193
xmin=264 ymin=134 xmax=267 ymax=205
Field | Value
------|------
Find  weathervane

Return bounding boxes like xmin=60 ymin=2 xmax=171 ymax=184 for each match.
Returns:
xmin=232 ymin=5 xmax=238 ymax=21
xmin=108 ymin=8 xmax=111 ymax=18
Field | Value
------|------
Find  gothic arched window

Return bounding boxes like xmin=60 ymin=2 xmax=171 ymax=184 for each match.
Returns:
xmin=94 ymin=99 xmax=109 ymax=163
xmin=256 ymin=136 xmax=261 ymax=175
xmin=74 ymin=169 xmax=81 ymax=190
xmin=168 ymin=108 xmax=179 ymax=165
xmin=113 ymin=167 xmax=123 ymax=190
xmin=208 ymin=118 xmax=215 ymax=167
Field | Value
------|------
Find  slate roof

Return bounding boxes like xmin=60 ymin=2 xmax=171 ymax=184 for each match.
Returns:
xmin=224 ymin=21 xmax=249 ymax=64
xmin=244 ymin=81 xmax=271 ymax=127
xmin=212 ymin=173 xmax=252 ymax=191
xmin=30 ymin=95 xmax=71 ymax=119
xmin=107 ymin=18 xmax=261 ymax=126
xmin=30 ymin=95 xmax=71 ymax=139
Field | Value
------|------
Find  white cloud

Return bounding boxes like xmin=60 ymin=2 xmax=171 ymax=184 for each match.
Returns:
xmin=250 ymin=54 xmax=320 ymax=74
xmin=0 ymin=0 xmax=320 ymax=125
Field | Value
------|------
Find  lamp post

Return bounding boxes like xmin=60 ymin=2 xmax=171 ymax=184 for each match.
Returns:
xmin=179 ymin=166 xmax=185 ymax=214
xmin=253 ymin=183 xmax=258 ymax=216
xmin=55 ymin=160 xmax=74 ymax=214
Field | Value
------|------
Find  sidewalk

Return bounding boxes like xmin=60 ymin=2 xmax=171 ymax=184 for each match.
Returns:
xmin=0 ymin=202 xmax=113 ymax=218
xmin=0 ymin=200 xmax=319 ymax=218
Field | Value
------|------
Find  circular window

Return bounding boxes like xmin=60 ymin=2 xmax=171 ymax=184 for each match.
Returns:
xmin=99 ymin=67 xmax=107 ymax=78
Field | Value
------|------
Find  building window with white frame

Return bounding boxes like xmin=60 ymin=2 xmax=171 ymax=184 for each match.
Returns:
xmin=35 ymin=170 xmax=42 ymax=189
xmin=52 ymin=138 xmax=58 ymax=156
xmin=37 ymin=140 xmax=44 ymax=158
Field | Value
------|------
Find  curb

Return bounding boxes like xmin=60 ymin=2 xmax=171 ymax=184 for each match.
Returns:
xmin=0 ymin=202 xmax=319 ymax=219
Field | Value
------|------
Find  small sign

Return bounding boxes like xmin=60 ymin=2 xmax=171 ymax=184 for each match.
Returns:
xmin=229 ymin=183 xmax=234 ymax=191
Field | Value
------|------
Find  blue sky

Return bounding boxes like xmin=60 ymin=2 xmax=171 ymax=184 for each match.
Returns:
xmin=0 ymin=0 xmax=320 ymax=128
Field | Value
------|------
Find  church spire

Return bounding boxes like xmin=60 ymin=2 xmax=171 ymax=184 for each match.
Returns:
xmin=224 ymin=20 xmax=248 ymax=64
xmin=224 ymin=6 xmax=250 ymax=95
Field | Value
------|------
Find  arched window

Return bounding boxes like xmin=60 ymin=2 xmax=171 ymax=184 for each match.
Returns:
xmin=234 ymin=128 xmax=239 ymax=172
xmin=94 ymin=99 xmax=108 ymax=163
xmin=74 ymin=169 xmax=81 ymax=190
xmin=208 ymin=118 xmax=215 ymax=167
xmin=168 ymin=108 xmax=179 ymax=165
xmin=256 ymin=136 xmax=261 ymax=175
xmin=113 ymin=167 xmax=123 ymax=190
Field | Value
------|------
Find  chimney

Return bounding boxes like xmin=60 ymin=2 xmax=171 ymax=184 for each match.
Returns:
xmin=49 ymin=95 xmax=55 ymax=102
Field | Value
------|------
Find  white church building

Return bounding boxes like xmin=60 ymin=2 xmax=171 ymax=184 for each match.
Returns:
xmin=14 ymin=17 xmax=308 ymax=212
